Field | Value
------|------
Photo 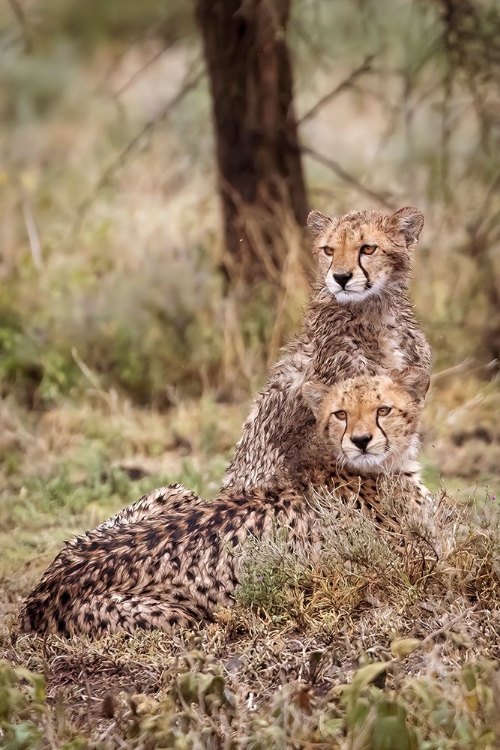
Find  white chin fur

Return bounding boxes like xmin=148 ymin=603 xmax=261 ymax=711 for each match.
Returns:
xmin=344 ymin=452 xmax=386 ymax=473
xmin=325 ymin=277 xmax=374 ymax=304
xmin=345 ymin=449 xmax=419 ymax=475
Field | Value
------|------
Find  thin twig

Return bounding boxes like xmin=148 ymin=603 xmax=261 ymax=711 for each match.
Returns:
xmin=430 ymin=358 xmax=475 ymax=383
xmin=95 ymin=16 xmax=172 ymax=92
xmin=347 ymin=82 xmax=399 ymax=116
xmin=6 ymin=0 xmax=32 ymax=53
xmin=420 ymin=604 xmax=479 ymax=647
xmin=71 ymin=347 xmax=114 ymax=411
xmin=99 ymin=68 xmax=204 ymax=190
xmin=21 ymin=196 xmax=43 ymax=271
xmin=302 ymin=146 xmax=396 ymax=209
xmin=431 ymin=358 xmax=498 ymax=384
xmin=113 ymin=39 xmax=179 ymax=99
xmin=297 ymin=55 xmax=376 ymax=126
xmin=73 ymin=67 xmax=205 ymax=237
xmin=0 ymin=32 xmax=25 ymax=54
xmin=469 ymin=167 xmax=500 ymax=236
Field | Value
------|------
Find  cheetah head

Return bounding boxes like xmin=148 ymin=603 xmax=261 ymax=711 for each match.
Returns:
xmin=303 ymin=368 xmax=429 ymax=474
xmin=307 ymin=207 xmax=424 ymax=303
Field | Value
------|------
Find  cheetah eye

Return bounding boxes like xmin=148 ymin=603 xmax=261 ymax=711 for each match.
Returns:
xmin=333 ymin=410 xmax=347 ymax=420
xmin=377 ymin=406 xmax=392 ymax=417
xmin=360 ymin=244 xmax=377 ymax=255
xmin=321 ymin=246 xmax=334 ymax=257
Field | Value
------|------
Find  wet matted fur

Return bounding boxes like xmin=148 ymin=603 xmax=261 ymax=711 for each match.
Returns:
xmin=222 ymin=207 xmax=431 ymax=493
xmin=19 ymin=373 xmax=428 ymax=638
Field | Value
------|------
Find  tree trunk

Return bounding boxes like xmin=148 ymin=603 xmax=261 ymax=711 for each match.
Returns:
xmin=194 ymin=0 xmax=308 ymax=286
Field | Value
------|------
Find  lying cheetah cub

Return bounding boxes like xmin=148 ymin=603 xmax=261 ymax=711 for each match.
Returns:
xmin=222 ymin=207 xmax=431 ymax=493
xmin=302 ymin=367 xmax=427 ymax=477
xmin=20 ymin=370 xmax=427 ymax=638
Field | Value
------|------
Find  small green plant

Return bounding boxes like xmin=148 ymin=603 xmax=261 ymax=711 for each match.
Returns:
xmin=0 ymin=320 xmax=79 ymax=407
xmin=0 ymin=661 xmax=46 ymax=750
xmin=0 ymin=661 xmax=89 ymax=749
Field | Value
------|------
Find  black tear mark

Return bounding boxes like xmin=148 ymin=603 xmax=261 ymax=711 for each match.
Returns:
xmin=341 ymin=416 xmax=348 ymax=450
xmin=357 ymin=251 xmax=372 ymax=289
xmin=376 ymin=414 xmax=389 ymax=452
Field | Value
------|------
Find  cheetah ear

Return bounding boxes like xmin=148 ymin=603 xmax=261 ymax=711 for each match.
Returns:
xmin=390 ymin=367 xmax=430 ymax=402
xmin=307 ymin=210 xmax=333 ymax=237
xmin=302 ymin=380 xmax=330 ymax=419
xmin=390 ymin=207 xmax=424 ymax=247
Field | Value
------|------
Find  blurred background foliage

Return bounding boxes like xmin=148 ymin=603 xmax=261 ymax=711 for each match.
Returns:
xmin=0 ymin=0 xmax=499 ymax=482
xmin=1 ymin=6 xmax=500 ymax=746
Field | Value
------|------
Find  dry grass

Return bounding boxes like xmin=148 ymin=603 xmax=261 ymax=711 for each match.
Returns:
xmin=2 ymin=482 xmax=500 ymax=748
xmin=1 ymin=0 xmax=500 ymax=746
xmin=1 ymin=379 xmax=499 ymax=747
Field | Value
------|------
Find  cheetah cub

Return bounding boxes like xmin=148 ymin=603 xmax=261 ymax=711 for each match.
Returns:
xmin=19 ymin=369 xmax=428 ymax=638
xmin=222 ymin=207 xmax=431 ymax=493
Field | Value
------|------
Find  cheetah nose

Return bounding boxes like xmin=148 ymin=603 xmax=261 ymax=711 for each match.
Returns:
xmin=333 ymin=272 xmax=353 ymax=289
xmin=351 ymin=434 xmax=372 ymax=452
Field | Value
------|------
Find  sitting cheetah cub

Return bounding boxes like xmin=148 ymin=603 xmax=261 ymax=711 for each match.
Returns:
xmin=19 ymin=369 xmax=428 ymax=638
xmin=222 ymin=207 xmax=431 ymax=493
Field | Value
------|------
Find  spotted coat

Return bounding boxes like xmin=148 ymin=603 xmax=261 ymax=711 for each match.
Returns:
xmin=222 ymin=208 xmax=431 ymax=493
xmin=19 ymin=464 xmax=424 ymax=638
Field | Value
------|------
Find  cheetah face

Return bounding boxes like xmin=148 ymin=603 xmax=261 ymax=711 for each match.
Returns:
xmin=307 ymin=207 xmax=424 ymax=303
xmin=303 ymin=368 xmax=429 ymax=474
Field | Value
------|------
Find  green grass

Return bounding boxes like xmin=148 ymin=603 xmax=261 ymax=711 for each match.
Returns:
xmin=1 ymin=651 xmax=498 ymax=749
xmin=1 ymin=0 xmax=500 ymax=745
xmin=1 ymin=393 xmax=499 ymax=747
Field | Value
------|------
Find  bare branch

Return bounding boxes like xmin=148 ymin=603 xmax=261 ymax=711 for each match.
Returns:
xmin=73 ymin=67 xmax=205 ymax=237
xmin=21 ymin=196 xmax=43 ymax=271
xmin=469 ymin=167 xmax=500 ymax=237
xmin=421 ymin=604 xmax=479 ymax=647
xmin=113 ymin=39 xmax=179 ymax=99
xmin=101 ymin=67 xmax=204 ymax=183
xmin=6 ymin=0 xmax=32 ymax=52
xmin=96 ymin=16 xmax=175 ymax=92
xmin=297 ymin=55 xmax=376 ymax=126
xmin=302 ymin=145 xmax=396 ymax=209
